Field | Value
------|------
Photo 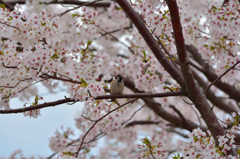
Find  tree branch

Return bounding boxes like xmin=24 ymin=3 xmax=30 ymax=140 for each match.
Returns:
xmin=116 ymin=0 xmax=184 ymax=86
xmin=75 ymin=98 xmax=138 ymax=157
xmin=121 ymin=104 xmax=146 ymax=126
xmin=2 ymin=62 xmax=18 ymax=69
xmin=124 ymin=78 xmax=206 ymax=132
xmin=8 ymin=0 xmax=111 ymax=7
xmin=169 ymin=104 xmax=188 ymax=125
xmin=96 ymin=91 xmax=183 ymax=100
xmin=192 ymin=70 xmax=238 ymax=114
xmin=39 ymin=73 xmax=82 ymax=84
xmin=0 ymin=91 xmax=182 ymax=114
xmin=93 ymin=24 xmax=135 ymax=54
xmin=166 ymin=128 xmax=188 ymax=138
xmin=155 ymin=35 xmax=179 ymax=69
xmin=205 ymin=61 xmax=240 ymax=93
xmin=0 ymin=21 xmax=20 ymax=30
xmin=53 ymin=0 xmax=103 ymax=19
xmin=186 ymin=44 xmax=240 ymax=103
xmin=0 ymin=98 xmax=74 ymax=114
xmin=167 ymin=0 xmax=228 ymax=148
xmin=0 ymin=0 xmax=14 ymax=10
xmin=125 ymin=120 xmax=160 ymax=127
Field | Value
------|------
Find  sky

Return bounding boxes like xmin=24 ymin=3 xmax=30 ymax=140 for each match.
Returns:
xmin=0 ymin=84 xmax=186 ymax=159
xmin=0 ymin=84 xmax=83 ymax=158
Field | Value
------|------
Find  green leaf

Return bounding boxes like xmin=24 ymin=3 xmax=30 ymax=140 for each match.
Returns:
xmin=142 ymin=136 xmax=151 ymax=145
xmin=212 ymin=5 xmax=217 ymax=10
xmin=163 ymin=86 xmax=173 ymax=92
xmin=86 ymin=40 xmax=92 ymax=50
xmin=34 ymin=95 xmax=39 ymax=104
xmin=51 ymin=51 xmax=59 ymax=60
xmin=236 ymin=115 xmax=239 ymax=122
xmin=80 ymin=78 xmax=88 ymax=87
xmin=172 ymin=153 xmax=181 ymax=159
xmin=237 ymin=148 xmax=240 ymax=155
xmin=72 ymin=14 xmax=79 ymax=18
xmin=193 ymin=136 xmax=198 ymax=142
xmin=0 ymin=3 xmax=5 ymax=8
xmin=163 ymin=10 xmax=169 ymax=17
xmin=210 ymin=46 xmax=215 ymax=51
xmin=142 ymin=50 xmax=148 ymax=62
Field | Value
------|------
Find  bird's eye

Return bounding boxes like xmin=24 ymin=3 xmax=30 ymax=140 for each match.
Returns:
xmin=116 ymin=77 xmax=119 ymax=80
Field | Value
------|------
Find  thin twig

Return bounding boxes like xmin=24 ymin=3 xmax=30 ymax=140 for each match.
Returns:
xmin=155 ymin=35 xmax=179 ymax=69
xmin=183 ymin=99 xmax=194 ymax=105
xmin=93 ymin=24 xmax=135 ymax=54
xmin=189 ymin=105 xmax=202 ymax=126
xmin=2 ymin=62 xmax=18 ymax=69
xmin=39 ymin=73 xmax=82 ymax=84
xmin=47 ymin=132 xmax=106 ymax=159
xmin=149 ymin=142 xmax=156 ymax=159
xmin=169 ymin=104 xmax=188 ymax=125
xmin=75 ymin=98 xmax=138 ymax=157
xmin=0 ymin=78 xmax=32 ymax=88
xmin=218 ymin=118 xmax=240 ymax=132
xmin=205 ymin=61 xmax=240 ymax=93
xmin=99 ymin=26 xmax=132 ymax=37
xmin=0 ymin=21 xmax=20 ymax=30
xmin=81 ymin=115 xmax=96 ymax=122
xmin=166 ymin=128 xmax=188 ymax=138
xmin=51 ymin=0 xmax=103 ymax=19
xmin=121 ymin=104 xmax=146 ymax=126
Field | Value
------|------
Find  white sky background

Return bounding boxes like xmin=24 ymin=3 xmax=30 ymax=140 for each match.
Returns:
xmin=0 ymin=84 xmax=82 ymax=158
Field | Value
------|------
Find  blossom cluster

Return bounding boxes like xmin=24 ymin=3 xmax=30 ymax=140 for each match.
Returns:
xmin=137 ymin=136 xmax=168 ymax=159
xmin=179 ymin=0 xmax=240 ymax=84
xmin=180 ymin=127 xmax=237 ymax=159
xmin=1 ymin=0 xmax=240 ymax=159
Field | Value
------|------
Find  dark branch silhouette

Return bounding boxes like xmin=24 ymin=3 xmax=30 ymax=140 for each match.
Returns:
xmin=0 ymin=0 xmax=14 ymax=10
xmin=186 ymin=44 xmax=240 ymax=103
xmin=125 ymin=120 xmax=161 ymax=127
xmin=75 ymin=98 xmax=138 ymax=157
xmin=205 ymin=61 xmax=240 ymax=93
xmin=8 ymin=0 xmax=111 ymax=7
xmin=0 ymin=91 xmax=183 ymax=114
xmin=116 ymin=0 xmax=184 ymax=85
xmin=167 ymin=1 xmax=232 ymax=153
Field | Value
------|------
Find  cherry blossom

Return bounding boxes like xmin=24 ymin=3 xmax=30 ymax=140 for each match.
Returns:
xmin=1 ymin=0 xmax=240 ymax=158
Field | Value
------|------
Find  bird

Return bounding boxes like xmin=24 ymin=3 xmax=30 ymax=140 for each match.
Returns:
xmin=110 ymin=74 xmax=124 ymax=101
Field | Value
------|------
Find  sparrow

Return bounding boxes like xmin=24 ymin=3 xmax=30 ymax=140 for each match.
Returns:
xmin=110 ymin=74 xmax=124 ymax=101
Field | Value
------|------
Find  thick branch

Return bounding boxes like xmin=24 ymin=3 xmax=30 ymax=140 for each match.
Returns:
xmin=167 ymin=0 xmax=228 ymax=148
xmin=116 ymin=0 xmax=184 ymax=86
xmin=125 ymin=120 xmax=160 ymax=127
xmin=96 ymin=91 xmax=183 ymax=100
xmin=0 ymin=91 xmax=182 ymax=114
xmin=0 ymin=98 xmax=74 ymax=114
xmin=124 ymin=78 xmax=206 ymax=132
xmin=8 ymin=0 xmax=111 ymax=7
xmin=0 ymin=0 xmax=14 ymax=10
